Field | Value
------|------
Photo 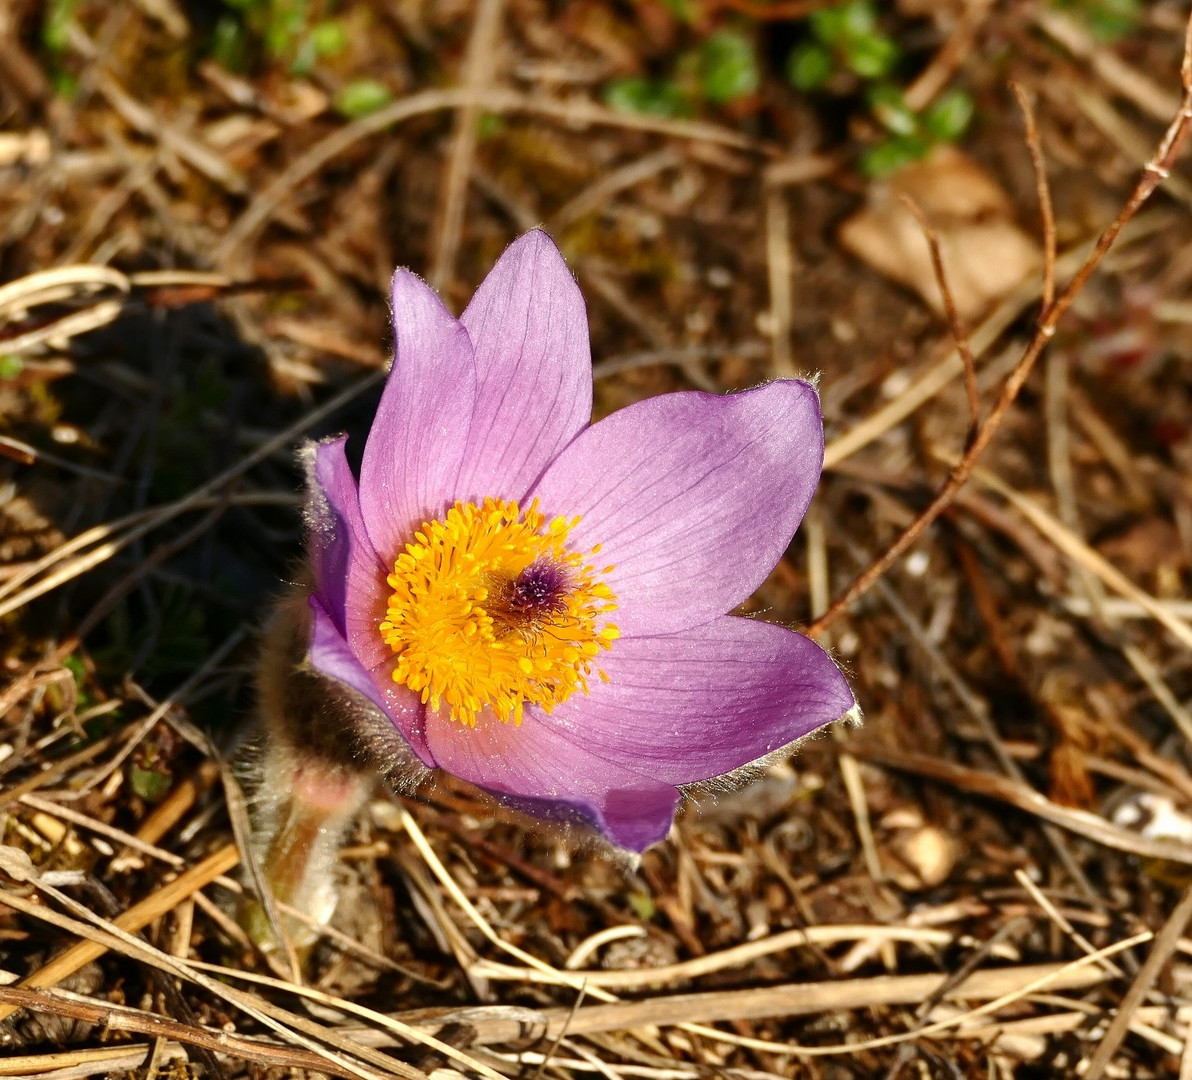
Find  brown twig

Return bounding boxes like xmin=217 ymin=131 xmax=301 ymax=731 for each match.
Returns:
xmin=0 ymin=988 xmax=388 ymax=1080
xmin=1013 ymin=83 xmax=1058 ymax=312
xmin=429 ymin=0 xmax=505 ymax=291
xmin=808 ymin=24 xmax=1192 ymax=636
xmin=1082 ymin=883 xmax=1192 ymax=1080
xmin=215 ymin=88 xmax=757 ymax=266
xmin=853 ymin=744 xmax=1192 ymax=863
xmin=0 ymin=844 xmax=240 ymax=1023
xmin=899 ymin=194 xmax=980 ymax=434
xmin=765 ymin=187 xmax=797 ymax=379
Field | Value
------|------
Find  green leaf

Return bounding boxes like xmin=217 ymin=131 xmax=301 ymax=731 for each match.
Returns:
xmin=838 ymin=0 xmax=879 ymax=40
xmin=628 ymin=892 xmax=657 ymax=920
xmin=660 ymin=0 xmax=697 ymax=22
xmin=842 ymin=32 xmax=899 ymax=79
xmin=311 ymin=19 xmax=347 ymax=57
xmin=0 ymin=355 xmax=23 ymax=381
xmin=810 ymin=3 xmax=848 ymax=44
xmin=51 ymin=71 xmax=78 ymax=100
xmin=786 ymin=42 xmax=834 ymax=90
xmin=263 ymin=0 xmax=308 ymax=58
xmin=477 ymin=112 xmax=504 ymax=139
xmin=812 ymin=1 xmax=878 ymax=43
xmin=860 ymin=134 xmax=930 ymax=177
xmin=42 ymin=0 xmax=78 ymax=53
xmin=867 ymin=84 xmax=917 ymax=136
xmin=63 ymin=654 xmax=87 ymax=688
xmin=289 ymin=33 xmax=317 ymax=75
xmin=700 ymin=29 xmax=760 ymax=105
xmin=603 ymin=77 xmax=690 ymax=118
xmin=211 ymin=14 xmax=250 ymax=71
xmin=333 ymin=79 xmax=394 ymax=118
xmin=130 ymin=763 xmax=172 ymax=802
xmin=1053 ymin=0 xmax=1140 ymax=42
xmin=923 ymin=88 xmax=975 ymax=141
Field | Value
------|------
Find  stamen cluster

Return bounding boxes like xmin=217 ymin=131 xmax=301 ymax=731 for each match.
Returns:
xmin=379 ymin=498 xmax=619 ymax=726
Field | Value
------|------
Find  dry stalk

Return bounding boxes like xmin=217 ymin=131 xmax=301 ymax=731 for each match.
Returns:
xmin=429 ymin=0 xmax=505 ymax=291
xmin=215 ymin=88 xmax=758 ymax=265
xmin=1083 ymin=884 xmax=1192 ymax=1080
xmin=854 ymin=745 xmax=1192 ymax=863
xmin=0 ymin=988 xmax=389 ymax=1080
xmin=0 ymin=844 xmax=240 ymax=1023
xmin=810 ymin=14 xmax=1192 ymax=635
xmin=898 ymin=194 xmax=980 ymax=433
xmin=1013 ymin=82 xmax=1058 ymax=310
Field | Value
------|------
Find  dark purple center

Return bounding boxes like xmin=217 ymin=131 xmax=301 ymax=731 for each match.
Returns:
xmin=487 ymin=559 xmax=571 ymax=638
xmin=506 ymin=560 xmax=570 ymax=616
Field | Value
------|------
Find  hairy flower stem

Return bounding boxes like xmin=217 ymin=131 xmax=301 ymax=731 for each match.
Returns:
xmin=239 ymin=586 xmax=376 ymax=956
xmin=240 ymin=746 xmax=372 ymax=956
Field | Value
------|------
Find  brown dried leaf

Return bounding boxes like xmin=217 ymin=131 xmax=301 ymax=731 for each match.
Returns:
xmin=839 ymin=145 xmax=1041 ymax=320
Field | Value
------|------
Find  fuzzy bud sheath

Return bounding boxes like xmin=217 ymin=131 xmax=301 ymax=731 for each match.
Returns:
xmin=239 ymin=586 xmax=385 ymax=955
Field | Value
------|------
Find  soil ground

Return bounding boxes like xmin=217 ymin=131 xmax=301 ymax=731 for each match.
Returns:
xmin=3 ymin=1 xmax=1192 ymax=1077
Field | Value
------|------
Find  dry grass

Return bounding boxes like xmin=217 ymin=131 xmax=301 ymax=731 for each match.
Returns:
xmin=3 ymin=1 xmax=1192 ymax=1077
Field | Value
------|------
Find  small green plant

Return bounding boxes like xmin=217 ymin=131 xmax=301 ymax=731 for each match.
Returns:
xmin=40 ymin=0 xmax=81 ymax=99
xmin=211 ymin=0 xmax=347 ymax=75
xmin=860 ymin=84 xmax=975 ymax=175
xmin=41 ymin=0 xmax=79 ymax=53
xmin=604 ymin=22 xmax=760 ymax=118
xmin=1053 ymin=0 xmax=1141 ymax=42
xmin=785 ymin=1 xmax=975 ymax=176
xmin=332 ymin=79 xmax=393 ymax=119
xmin=130 ymin=756 xmax=172 ymax=802
xmin=699 ymin=29 xmax=760 ymax=105
xmin=787 ymin=0 xmax=899 ymax=90
xmin=604 ymin=76 xmax=692 ymax=119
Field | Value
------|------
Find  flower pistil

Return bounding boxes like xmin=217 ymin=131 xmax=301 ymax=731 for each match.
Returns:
xmin=380 ymin=497 xmax=619 ymax=726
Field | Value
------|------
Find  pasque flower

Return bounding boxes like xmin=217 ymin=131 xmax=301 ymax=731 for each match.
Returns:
xmin=303 ymin=230 xmax=855 ymax=851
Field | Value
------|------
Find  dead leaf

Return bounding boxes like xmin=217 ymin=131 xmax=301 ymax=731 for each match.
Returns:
xmin=839 ymin=145 xmax=1041 ymax=321
xmin=0 ymin=846 xmax=37 ymax=884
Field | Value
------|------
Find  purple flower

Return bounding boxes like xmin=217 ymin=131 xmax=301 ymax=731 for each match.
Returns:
xmin=303 ymin=230 xmax=855 ymax=851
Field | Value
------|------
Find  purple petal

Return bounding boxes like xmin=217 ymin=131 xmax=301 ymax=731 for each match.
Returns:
xmin=554 ymin=615 xmax=854 ymax=784
xmin=305 ymin=438 xmax=435 ymax=764
xmin=529 ymin=382 xmax=824 ymax=637
xmin=423 ymin=706 xmax=680 ymax=851
xmin=306 ymin=436 xmax=389 ymax=668
xmin=305 ymin=590 xmax=388 ymax=713
xmin=455 ymin=230 xmax=592 ymax=503
xmin=309 ymin=596 xmax=435 ymax=766
xmin=358 ymin=270 xmax=477 ymax=560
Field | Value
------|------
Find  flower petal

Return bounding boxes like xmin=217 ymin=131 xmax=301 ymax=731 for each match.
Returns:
xmin=423 ymin=706 xmax=680 ymax=851
xmin=529 ymin=382 xmax=824 ymax=636
xmin=358 ymin=270 xmax=477 ymax=560
xmin=308 ymin=595 xmax=434 ymax=766
xmin=306 ymin=435 xmax=389 ymax=671
xmin=306 ymin=438 xmax=434 ymax=764
xmin=455 ymin=230 xmax=592 ymax=503
xmin=553 ymin=615 xmax=855 ymax=785
xmin=306 ymin=594 xmax=386 ymax=715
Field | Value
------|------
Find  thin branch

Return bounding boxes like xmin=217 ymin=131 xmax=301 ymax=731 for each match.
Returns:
xmin=0 ymin=988 xmax=388 ymax=1080
xmin=429 ymin=0 xmax=505 ymax=291
xmin=1083 ymin=883 xmax=1192 ymax=1080
xmin=1013 ymin=82 xmax=1058 ymax=311
xmin=809 ymin=23 xmax=1192 ymax=636
xmin=899 ymin=194 xmax=980 ymax=433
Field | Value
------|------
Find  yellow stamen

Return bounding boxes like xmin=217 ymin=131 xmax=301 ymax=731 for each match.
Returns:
xmin=379 ymin=498 xmax=618 ymax=727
